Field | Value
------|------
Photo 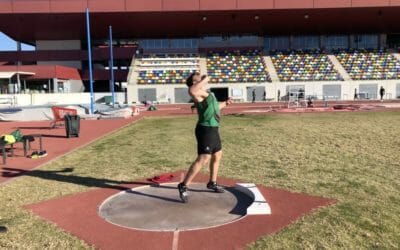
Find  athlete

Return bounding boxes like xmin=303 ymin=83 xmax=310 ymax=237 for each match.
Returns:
xmin=177 ymin=72 xmax=232 ymax=203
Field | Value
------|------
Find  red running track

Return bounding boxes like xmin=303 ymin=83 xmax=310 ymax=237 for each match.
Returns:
xmin=0 ymin=116 xmax=142 ymax=183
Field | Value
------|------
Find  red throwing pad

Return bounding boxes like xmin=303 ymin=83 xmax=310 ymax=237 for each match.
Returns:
xmin=25 ymin=171 xmax=335 ymax=250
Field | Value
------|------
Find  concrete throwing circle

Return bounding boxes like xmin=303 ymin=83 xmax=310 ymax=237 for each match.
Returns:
xmin=98 ymin=183 xmax=253 ymax=231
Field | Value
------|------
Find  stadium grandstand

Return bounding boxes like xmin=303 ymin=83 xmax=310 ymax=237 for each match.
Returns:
xmin=0 ymin=0 xmax=400 ymax=105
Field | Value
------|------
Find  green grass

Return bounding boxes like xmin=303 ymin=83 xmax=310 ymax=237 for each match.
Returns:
xmin=0 ymin=111 xmax=399 ymax=249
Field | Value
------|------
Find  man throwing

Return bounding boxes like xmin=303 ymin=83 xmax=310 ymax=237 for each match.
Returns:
xmin=178 ymin=72 xmax=232 ymax=203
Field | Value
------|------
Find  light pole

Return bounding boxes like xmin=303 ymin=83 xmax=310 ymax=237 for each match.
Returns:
xmin=86 ymin=8 xmax=95 ymax=114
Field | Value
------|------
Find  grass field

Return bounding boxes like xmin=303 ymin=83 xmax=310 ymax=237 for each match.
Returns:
xmin=0 ymin=111 xmax=399 ymax=249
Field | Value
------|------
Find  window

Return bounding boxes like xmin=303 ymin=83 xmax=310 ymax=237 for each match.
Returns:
xmin=201 ymin=36 xmax=258 ymax=48
xmin=184 ymin=39 xmax=192 ymax=48
xmin=155 ymin=40 xmax=163 ymax=49
xmin=354 ymin=34 xmax=379 ymax=49
xmin=162 ymin=39 xmax=169 ymax=48
xmin=292 ymin=36 xmax=319 ymax=49
xmin=267 ymin=36 xmax=290 ymax=50
xmin=325 ymin=35 xmax=349 ymax=49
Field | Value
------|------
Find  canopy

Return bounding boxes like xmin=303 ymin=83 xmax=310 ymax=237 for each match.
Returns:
xmin=0 ymin=71 xmax=35 ymax=79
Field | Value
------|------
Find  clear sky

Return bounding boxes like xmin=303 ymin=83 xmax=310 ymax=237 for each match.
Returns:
xmin=0 ymin=32 xmax=35 ymax=51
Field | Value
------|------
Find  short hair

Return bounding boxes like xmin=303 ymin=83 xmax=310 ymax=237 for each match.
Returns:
xmin=186 ymin=72 xmax=200 ymax=87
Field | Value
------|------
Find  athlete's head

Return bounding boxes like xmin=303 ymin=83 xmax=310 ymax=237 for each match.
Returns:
xmin=186 ymin=72 xmax=201 ymax=87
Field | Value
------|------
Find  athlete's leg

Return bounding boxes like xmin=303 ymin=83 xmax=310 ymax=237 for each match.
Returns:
xmin=183 ymin=154 xmax=211 ymax=186
xmin=209 ymin=150 xmax=222 ymax=182
xmin=207 ymin=150 xmax=224 ymax=193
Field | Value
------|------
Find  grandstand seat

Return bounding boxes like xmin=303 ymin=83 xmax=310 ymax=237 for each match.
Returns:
xmin=206 ymin=50 xmax=271 ymax=83
xmin=334 ymin=49 xmax=400 ymax=80
xmin=271 ymin=49 xmax=343 ymax=82
xmin=137 ymin=69 xmax=195 ymax=84
xmin=136 ymin=54 xmax=199 ymax=84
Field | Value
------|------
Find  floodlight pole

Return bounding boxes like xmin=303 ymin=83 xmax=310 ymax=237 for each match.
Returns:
xmin=109 ymin=25 xmax=115 ymax=106
xmin=86 ymin=8 xmax=95 ymax=114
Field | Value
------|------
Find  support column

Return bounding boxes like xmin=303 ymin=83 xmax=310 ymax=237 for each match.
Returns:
xmin=54 ymin=78 xmax=59 ymax=93
xmin=8 ymin=78 xmax=12 ymax=94
xmin=16 ymin=41 xmax=22 ymax=93
xmin=379 ymin=34 xmax=387 ymax=49
xmin=349 ymin=35 xmax=356 ymax=49
xmin=50 ymin=79 xmax=55 ymax=93
xmin=320 ymin=35 xmax=325 ymax=50
xmin=289 ymin=35 xmax=294 ymax=50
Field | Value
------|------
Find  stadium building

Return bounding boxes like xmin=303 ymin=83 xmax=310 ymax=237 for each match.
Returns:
xmin=0 ymin=0 xmax=400 ymax=105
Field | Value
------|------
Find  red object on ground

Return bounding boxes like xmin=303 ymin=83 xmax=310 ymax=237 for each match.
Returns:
xmin=50 ymin=106 xmax=78 ymax=128
xmin=25 ymin=171 xmax=336 ymax=250
xmin=147 ymin=174 xmax=174 ymax=184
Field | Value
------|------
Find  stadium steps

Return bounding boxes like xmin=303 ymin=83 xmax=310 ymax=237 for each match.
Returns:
xmin=327 ymin=55 xmax=351 ymax=81
xmin=262 ymin=56 xmax=280 ymax=82
xmin=127 ymin=56 xmax=139 ymax=84
xmin=199 ymin=57 xmax=208 ymax=76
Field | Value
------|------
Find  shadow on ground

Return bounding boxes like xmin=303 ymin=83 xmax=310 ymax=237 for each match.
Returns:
xmin=1 ymin=167 xmax=149 ymax=191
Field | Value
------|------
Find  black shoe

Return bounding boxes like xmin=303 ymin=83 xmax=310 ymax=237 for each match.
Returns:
xmin=38 ymin=150 xmax=48 ymax=158
xmin=177 ymin=182 xmax=188 ymax=203
xmin=0 ymin=226 xmax=7 ymax=233
xmin=207 ymin=181 xmax=225 ymax=193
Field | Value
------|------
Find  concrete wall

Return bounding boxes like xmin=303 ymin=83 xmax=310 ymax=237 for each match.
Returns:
xmin=0 ymin=93 xmax=89 ymax=106
xmin=36 ymin=40 xmax=82 ymax=69
xmin=37 ymin=60 xmax=82 ymax=69
xmin=0 ymin=92 xmax=128 ymax=107
xmin=67 ymin=80 xmax=85 ymax=93
xmin=127 ymin=80 xmax=400 ymax=103
xmin=52 ymin=79 xmax=85 ymax=93
xmin=36 ymin=40 xmax=81 ymax=50
xmin=93 ymin=92 xmax=127 ymax=104
xmin=30 ymin=93 xmax=89 ymax=105
xmin=0 ymin=80 xmax=397 ymax=107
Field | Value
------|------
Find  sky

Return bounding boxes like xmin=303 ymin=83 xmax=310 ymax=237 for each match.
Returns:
xmin=0 ymin=32 xmax=35 ymax=51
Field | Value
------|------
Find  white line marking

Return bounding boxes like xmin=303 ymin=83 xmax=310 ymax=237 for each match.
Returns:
xmin=236 ymin=183 xmax=271 ymax=215
xmin=157 ymin=108 xmax=182 ymax=111
xmin=172 ymin=230 xmax=180 ymax=250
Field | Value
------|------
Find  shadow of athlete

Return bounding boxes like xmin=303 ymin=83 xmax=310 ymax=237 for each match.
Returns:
xmin=1 ymin=167 xmax=148 ymax=191
xmin=3 ymin=167 xmax=204 ymax=204
xmin=178 ymin=73 xmax=232 ymax=203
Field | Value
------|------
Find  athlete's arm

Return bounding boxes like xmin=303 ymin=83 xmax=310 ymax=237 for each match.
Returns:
xmin=219 ymin=97 xmax=232 ymax=110
xmin=189 ymin=76 xmax=209 ymax=97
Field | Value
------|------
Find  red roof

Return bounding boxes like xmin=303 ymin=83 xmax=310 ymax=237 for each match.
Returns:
xmin=0 ymin=1 xmax=400 ymax=40
xmin=0 ymin=65 xmax=81 ymax=80
xmin=0 ymin=0 xmax=399 ymax=14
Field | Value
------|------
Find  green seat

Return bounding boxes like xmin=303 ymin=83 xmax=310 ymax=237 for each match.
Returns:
xmin=10 ymin=129 xmax=24 ymax=143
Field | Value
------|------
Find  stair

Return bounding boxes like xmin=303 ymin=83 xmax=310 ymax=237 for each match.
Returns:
xmin=127 ymin=56 xmax=139 ymax=85
xmin=262 ymin=56 xmax=280 ymax=82
xmin=328 ymin=54 xmax=352 ymax=81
